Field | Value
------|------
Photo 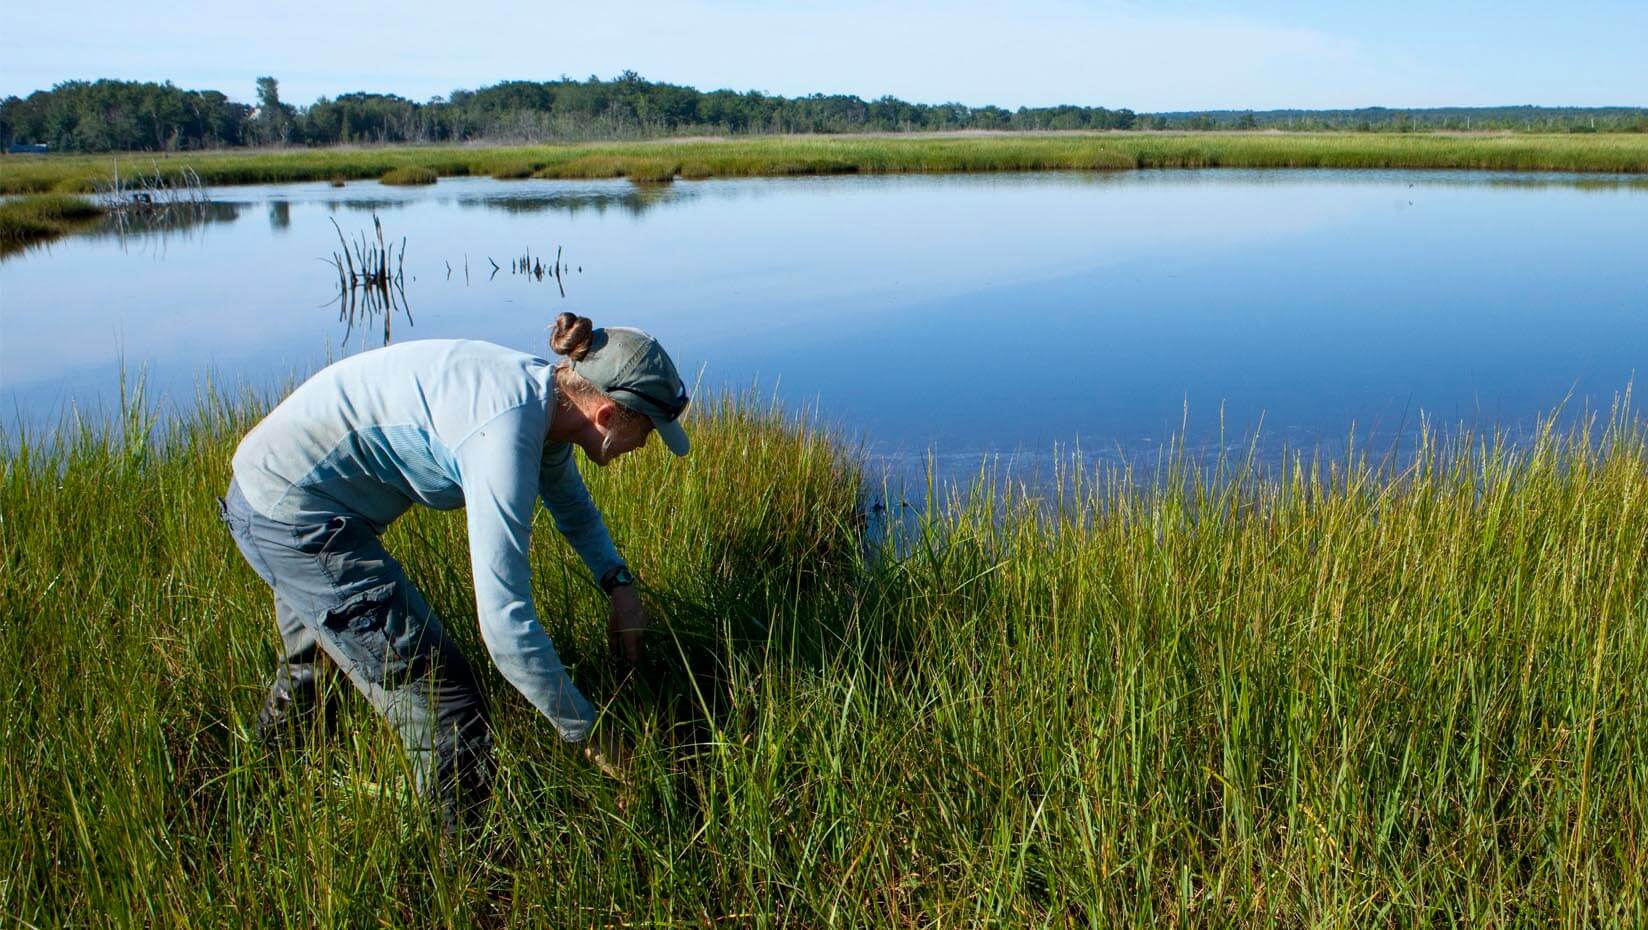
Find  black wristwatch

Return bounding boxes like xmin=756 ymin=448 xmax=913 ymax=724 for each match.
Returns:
xmin=599 ymin=565 xmax=636 ymax=595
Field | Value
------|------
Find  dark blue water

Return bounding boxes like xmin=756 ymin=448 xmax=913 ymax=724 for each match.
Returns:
xmin=2 ymin=171 xmax=1643 ymax=481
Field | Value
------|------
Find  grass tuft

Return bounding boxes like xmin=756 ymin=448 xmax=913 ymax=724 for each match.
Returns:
xmin=0 ymin=193 xmax=104 ymax=254
xmin=488 ymin=161 xmax=540 ymax=180
xmin=378 ymin=166 xmax=438 ymax=186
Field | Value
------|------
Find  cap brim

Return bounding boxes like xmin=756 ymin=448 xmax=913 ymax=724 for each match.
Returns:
xmin=653 ymin=417 xmax=690 ymax=456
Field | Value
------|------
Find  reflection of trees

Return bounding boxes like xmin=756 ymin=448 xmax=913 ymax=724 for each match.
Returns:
xmin=459 ymin=184 xmax=685 ymax=218
xmin=86 ymin=201 xmax=245 ymax=252
xmin=1483 ymin=176 xmax=1648 ymax=193
xmin=0 ymin=199 xmax=244 ymax=261
xmin=323 ymin=199 xmax=411 ymax=213
xmin=268 ymin=201 xmax=291 ymax=231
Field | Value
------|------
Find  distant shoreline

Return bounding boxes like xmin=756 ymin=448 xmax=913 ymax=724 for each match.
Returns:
xmin=4 ymin=131 xmax=1646 ymax=197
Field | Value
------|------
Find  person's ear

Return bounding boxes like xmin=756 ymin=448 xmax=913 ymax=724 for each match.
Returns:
xmin=593 ymin=400 xmax=618 ymax=431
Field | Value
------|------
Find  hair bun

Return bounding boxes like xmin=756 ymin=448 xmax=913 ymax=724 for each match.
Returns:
xmin=550 ymin=312 xmax=595 ymax=360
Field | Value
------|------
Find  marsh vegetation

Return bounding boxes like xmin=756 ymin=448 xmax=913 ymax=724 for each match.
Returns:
xmin=4 ymin=132 xmax=1646 ymax=196
xmin=379 ymin=166 xmax=438 ymax=186
xmin=2 ymin=385 xmax=1644 ymax=926
xmin=0 ymin=194 xmax=104 ymax=254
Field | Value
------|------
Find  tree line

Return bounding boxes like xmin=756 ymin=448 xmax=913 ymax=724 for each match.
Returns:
xmin=0 ymin=73 xmax=1137 ymax=152
xmin=1145 ymin=105 xmax=1648 ymax=133
xmin=4 ymin=73 xmax=1642 ymax=153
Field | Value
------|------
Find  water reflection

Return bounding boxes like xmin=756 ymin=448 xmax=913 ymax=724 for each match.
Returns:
xmin=458 ymin=185 xmax=684 ymax=217
xmin=327 ymin=214 xmax=411 ymax=350
xmin=324 ymin=199 xmax=411 ymax=213
xmin=93 ymin=201 xmax=244 ymax=252
xmin=7 ymin=180 xmax=696 ymax=264
xmin=333 ymin=275 xmax=413 ymax=350
xmin=1483 ymin=176 xmax=1648 ymax=193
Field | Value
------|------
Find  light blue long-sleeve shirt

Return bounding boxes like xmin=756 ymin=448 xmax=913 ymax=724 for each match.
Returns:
xmin=232 ymin=339 xmax=620 ymax=740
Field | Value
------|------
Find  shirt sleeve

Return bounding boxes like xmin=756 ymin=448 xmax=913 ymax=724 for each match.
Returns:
xmin=538 ymin=442 xmax=624 ymax=583
xmin=455 ymin=405 xmax=598 ymax=742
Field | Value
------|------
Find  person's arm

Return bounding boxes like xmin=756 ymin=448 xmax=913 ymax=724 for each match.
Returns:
xmin=456 ymin=406 xmax=598 ymax=742
xmin=539 ymin=442 xmax=649 ymax=664
xmin=537 ymin=442 xmax=623 ymax=583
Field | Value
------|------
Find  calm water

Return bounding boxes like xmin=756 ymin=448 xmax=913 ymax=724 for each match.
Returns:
xmin=2 ymin=170 xmax=1644 ymax=482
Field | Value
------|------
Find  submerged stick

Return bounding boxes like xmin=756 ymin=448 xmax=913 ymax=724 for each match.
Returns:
xmin=330 ymin=218 xmax=358 ymax=281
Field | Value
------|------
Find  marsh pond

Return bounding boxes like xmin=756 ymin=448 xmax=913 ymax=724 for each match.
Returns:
xmin=3 ymin=169 xmax=1643 ymax=481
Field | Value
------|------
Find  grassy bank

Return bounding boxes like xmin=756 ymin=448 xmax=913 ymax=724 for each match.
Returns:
xmin=4 ymin=131 xmax=1647 ymax=195
xmin=2 ymin=388 xmax=1646 ymax=927
xmin=0 ymin=193 xmax=103 ymax=254
xmin=378 ymin=165 xmax=438 ymax=186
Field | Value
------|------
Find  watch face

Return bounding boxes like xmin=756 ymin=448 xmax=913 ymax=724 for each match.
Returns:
xmin=609 ymin=567 xmax=635 ymax=589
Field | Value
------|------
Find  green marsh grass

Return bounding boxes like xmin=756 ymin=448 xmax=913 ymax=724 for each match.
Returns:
xmin=3 ymin=131 xmax=1646 ymax=195
xmin=2 ymin=385 xmax=1645 ymax=927
xmin=535 ymin=154 xmax=681 ymax=182
xmin=0 ymin=193 xmax=103 ymax=254
xmin=486 ymin=161 xmax=540 ymax=181
xmin=379 ymin=166 xmax=439 ymax=186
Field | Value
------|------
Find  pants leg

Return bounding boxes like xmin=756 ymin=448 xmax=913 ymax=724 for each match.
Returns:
xmin=221 ymin=482 xmax=494 ymax=828
xmin=255 ymin=593 xmax=332 ymax=741
xmin=274 ymin=592 xmax=321 ymax=667
xmin=305 ymin=573 xmax=494 ymax=828
xmin=222 ymin=491 xmax=333 ymax=740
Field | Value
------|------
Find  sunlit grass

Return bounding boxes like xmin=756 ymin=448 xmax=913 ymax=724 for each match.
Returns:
xmin=0 ymin=193 xmax=103 ymax=253
xmin=2 ymin=382 xmax=1644 ymax=926
xmin=3 ymin=131 xmax=1645 ymax=195
xmin=378 ymin=166 xmax=439 ymax=186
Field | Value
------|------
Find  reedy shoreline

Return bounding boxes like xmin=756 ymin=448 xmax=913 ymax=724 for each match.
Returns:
xmin=4 ymin=131 xmax=1647 ymax=195
xmin=0 ymin=193 xmax=104 ymax=254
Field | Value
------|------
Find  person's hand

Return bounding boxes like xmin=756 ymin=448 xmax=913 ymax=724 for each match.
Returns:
xmin=607 ymin=585 xmax=648 ymax=665
xmin=582 ymin=727 xmax=627 ymax=780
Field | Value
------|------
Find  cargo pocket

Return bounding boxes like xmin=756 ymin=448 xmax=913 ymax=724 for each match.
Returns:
xmin=321 ymin=581 xmax=403 ymax=683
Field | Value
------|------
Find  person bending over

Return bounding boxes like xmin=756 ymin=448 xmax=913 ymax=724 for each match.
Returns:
xmin=219 ymin=312 xmax=688 ymax=828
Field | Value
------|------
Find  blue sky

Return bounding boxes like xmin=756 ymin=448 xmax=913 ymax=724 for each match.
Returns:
xmin=3 ymin=1 xmax=1643 ymax=111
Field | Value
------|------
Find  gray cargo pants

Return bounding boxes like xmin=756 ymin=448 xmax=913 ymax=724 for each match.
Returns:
xmin=219 ymin=480 xmax=493 ymax=829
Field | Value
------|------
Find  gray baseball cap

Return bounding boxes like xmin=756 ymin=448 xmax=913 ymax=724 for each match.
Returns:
xmin=568 ymin=326 xmax=691 ymax=456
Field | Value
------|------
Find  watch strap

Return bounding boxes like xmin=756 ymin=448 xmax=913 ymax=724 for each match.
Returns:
xmin=600 ymin=565 xmax=635 ymax=594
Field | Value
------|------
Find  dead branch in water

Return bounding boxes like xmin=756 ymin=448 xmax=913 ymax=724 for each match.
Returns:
xmin=96 ymin=161 xmax=208 ymax=212
xmin=501 ymin=244 xmax=574 ymax=296
xmin=329 ymin=215 xmax=405 ymax=290
xmin=326 ymin=213 xmax=411 ymax=345
xmin=94 ymin=161 xmax=214 ymax=244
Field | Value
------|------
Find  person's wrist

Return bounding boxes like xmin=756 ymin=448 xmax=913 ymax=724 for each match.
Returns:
xmin=600 ymin=564 xmax=635 ymax=595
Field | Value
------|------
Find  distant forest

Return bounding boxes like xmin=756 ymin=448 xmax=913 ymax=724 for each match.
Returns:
xmin=1145 ymin=106 xmax=1648 ymax=132
xmin=3 ymin=73 xmax=1643 ymax=153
